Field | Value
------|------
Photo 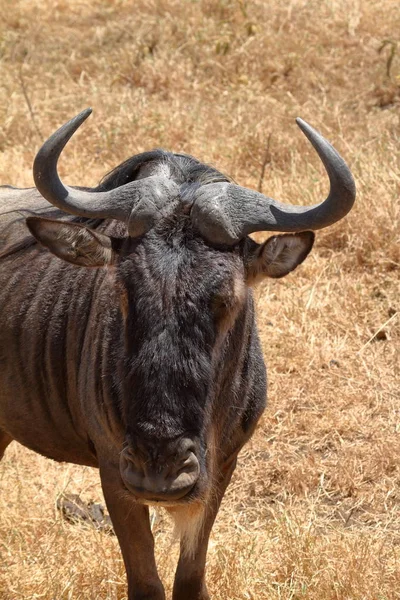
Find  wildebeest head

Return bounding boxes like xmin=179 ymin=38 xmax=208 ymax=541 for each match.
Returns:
xmin=26 ymin=109 xmax=355 ymax=507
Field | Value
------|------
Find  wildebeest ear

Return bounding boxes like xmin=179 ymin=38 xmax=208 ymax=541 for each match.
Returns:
xmin=246 ymin=231 xmax=315 ymax=283
xmin=26 ymin=217 xmax=115 ymax=267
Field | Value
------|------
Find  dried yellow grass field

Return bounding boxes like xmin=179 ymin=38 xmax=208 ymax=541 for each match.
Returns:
xmin=0 ymin=0 xmax=399 ymax=598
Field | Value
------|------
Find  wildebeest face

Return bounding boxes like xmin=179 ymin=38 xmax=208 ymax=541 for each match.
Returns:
xmin=27 ymin=215 xmax=314 ymax=505
xmin=115 ymin=224 xmax=248 ymax=505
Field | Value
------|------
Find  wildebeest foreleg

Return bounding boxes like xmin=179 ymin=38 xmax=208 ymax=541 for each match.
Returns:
xmin=172 ymin=456 xmax=238 ymax=600
xmin=100 ymin=467 xmax=165 ymax=600
xmin=0 ymin=430 xmax=13 ymax=461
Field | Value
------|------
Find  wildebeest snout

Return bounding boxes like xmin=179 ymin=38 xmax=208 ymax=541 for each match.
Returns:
xmin=119 ymin=437 xmax=200 ymax=502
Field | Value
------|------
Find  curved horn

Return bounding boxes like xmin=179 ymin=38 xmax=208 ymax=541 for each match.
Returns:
xmin=191 ymin=118 xmax=356 ymax=245
xmin=33 ymin=109 xmax=178 ymax=236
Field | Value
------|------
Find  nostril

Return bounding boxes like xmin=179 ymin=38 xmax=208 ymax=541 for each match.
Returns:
xmin=175 ymin=452 xmax=199 ymax=477
xmin=121 ymin=447 xmax=141 ymax=471
xmin=179 ymin=439 xmax=196 ymax=455
xmin=120 ymin=448 xmax=146 ymax=488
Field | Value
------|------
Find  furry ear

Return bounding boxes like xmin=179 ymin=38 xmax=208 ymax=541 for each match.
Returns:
xmin=26 ymin=217 xmax=115 ymax=267
xmin=246 ymin=231 xmax=315 ymax=283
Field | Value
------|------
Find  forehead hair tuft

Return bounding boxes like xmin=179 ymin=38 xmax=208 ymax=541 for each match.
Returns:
xmin=97 ymin=150 xmax=232 ymax=192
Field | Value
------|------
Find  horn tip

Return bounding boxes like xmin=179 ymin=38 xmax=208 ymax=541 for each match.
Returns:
xmin=76 ymin=107 xmax=93 ymax=123
xmin=295 ymin=117 xmax=325 ymax=148
xmin=295 ymin=117 xmax=311 ymax=133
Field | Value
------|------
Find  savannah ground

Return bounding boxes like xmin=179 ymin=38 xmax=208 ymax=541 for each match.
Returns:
xmin=0 ymin=0 xmax=399 ymax=598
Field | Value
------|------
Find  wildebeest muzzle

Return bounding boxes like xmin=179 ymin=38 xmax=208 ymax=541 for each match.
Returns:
xmin=119 ymin=436 xmax=201 ymax=503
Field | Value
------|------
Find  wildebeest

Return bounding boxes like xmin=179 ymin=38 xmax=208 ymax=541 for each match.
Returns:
xmin=0 ymin=109 xmax=355 ymax=599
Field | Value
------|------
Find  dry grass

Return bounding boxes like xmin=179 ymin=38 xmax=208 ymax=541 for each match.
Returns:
xmin=0 ymin=0 xmax=399 ymax=598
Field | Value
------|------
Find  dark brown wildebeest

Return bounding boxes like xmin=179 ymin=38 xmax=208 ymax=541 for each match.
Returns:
xmin=0 ymin=110 xmax=355 ymax=599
